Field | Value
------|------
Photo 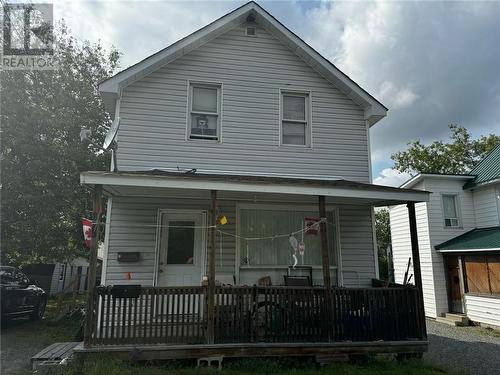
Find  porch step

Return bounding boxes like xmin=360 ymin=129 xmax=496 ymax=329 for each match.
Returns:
xmin=436 ymin=314 xmax=469 ymax=327
xmin=444 ymin=313 xmax=469 ymax=324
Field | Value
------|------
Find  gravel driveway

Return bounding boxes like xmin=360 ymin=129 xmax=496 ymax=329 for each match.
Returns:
xmin=425 ymin=319 xmax=500 ymax=375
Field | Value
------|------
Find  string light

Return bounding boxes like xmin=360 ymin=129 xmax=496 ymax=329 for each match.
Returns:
xmin=87 ymin=217 xmax=333 ymax=242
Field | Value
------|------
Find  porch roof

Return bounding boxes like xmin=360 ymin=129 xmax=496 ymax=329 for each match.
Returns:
xmin=80 ymin=170 xmax=429 ymax=207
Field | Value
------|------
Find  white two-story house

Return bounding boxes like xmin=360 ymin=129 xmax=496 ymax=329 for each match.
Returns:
xmin=390 ymin=145 xmax=500 ymax=328
xmin=79 ymin=2 xmax=430 ymax=358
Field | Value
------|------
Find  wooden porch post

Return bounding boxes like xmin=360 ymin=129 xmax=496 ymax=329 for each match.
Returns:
xmin=318 ymin=195 xmax=331 ymax=287
xmin=206 ymin=190 xmax=217 ymax=344
xmin=407 ymin=201 xmax=427 ymax=337
xmin=84 ymin=184 xmax=103 ymax=347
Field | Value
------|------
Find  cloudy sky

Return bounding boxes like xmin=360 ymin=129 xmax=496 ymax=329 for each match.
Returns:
xmin=52 ymin=0 xmax=500 ymax=186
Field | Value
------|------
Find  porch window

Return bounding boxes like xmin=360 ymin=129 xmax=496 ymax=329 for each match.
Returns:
xmin=463 ymin=255 xmax=500 ymax=296
xmin=281 ymin=91 xmax=310 ymax=146
xmin=188 ymin=82 xmax=221 ymax=140
xmin=442 ymin=194 xmax=460 ymax=227
xmin=239 ymin=208 xmax=337 ymax=267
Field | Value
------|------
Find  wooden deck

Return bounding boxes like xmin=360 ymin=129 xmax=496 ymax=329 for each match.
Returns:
xmin=84 ymin=284 xmax=427 ymax=357
xmin=74 ymin=340 xmax=428 ymax=361
xmin=31 ymin=342 xmax=80 ymax=371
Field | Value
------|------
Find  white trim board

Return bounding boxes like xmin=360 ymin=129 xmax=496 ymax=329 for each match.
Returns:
xmin=436 ymin=247 xmax=500 ymax=253
xmin=81 ymin=172 xmax=429 ymax=204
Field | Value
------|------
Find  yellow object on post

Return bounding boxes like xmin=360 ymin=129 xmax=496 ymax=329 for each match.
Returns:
xmin=219 ymin=215 xmax=228 ymax=225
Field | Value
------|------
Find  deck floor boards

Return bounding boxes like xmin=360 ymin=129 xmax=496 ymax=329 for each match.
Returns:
xmin=31 ymin=341 xmax=80 ymax=369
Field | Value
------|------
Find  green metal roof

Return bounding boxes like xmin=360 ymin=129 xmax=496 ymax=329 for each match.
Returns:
xmin=435 ymin=226 xmax=500 ymax=252
xmin=464 ymin=144 xmax=500 ymax=189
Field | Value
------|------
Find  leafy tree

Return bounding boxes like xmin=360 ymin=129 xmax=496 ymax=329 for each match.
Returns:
xmin=1 ymin=26 xmax=119 ymax=266
xmin=391 ymin=124 xmax=500 ymax=175
xmin=375 ymin=208 xmax=392 ymax=281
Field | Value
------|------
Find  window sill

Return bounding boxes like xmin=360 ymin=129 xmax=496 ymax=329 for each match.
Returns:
xmin=240 ymin=265 xmax=337 ymax=270
xmin=278 ymin=144 xmax=313 ymax=150
xmin=187 ymin=137 xmax=221 ymax=143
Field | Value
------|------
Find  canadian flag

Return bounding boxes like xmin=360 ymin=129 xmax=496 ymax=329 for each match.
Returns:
xmin=83 ymin=218 xmax=93 ymax=248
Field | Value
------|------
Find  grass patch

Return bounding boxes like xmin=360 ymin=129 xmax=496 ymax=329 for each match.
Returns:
xmin=55 ymin=355 xmax=452 ymax=375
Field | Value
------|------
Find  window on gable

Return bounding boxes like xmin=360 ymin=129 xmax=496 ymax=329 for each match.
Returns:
xmin=281 ymin=92 xmax=310 ymax=146
xmin=442 ymin=194 xmax=460 ymax=227
xmin=188 ymin=82 xmax=221 ymax=140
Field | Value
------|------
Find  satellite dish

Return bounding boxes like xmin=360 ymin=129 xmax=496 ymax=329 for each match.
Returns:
xmin=103 ymin=117 xmax=120 ymax=150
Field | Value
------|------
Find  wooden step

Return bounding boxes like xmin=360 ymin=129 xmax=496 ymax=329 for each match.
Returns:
xmin=444 ymin=313 xmax=469 ymax=324
xmin=435 ymin=316 xmax=465 ymax=327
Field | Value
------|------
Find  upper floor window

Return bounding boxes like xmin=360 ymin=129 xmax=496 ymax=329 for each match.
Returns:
xmin=188 ymin=82 xmax=221 ymax=141
xmin=442 ymin=194 xmax=460 ymax=228
xmin=280 ymin=91 xmax=310 ymax=146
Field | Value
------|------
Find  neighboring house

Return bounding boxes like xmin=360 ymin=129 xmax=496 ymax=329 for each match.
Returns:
xmin=78 ymin=2 xmax=430 ymax=359
xmin=23 ymin=257 xmax=90 ymax=296
xmin=390 ymin=145 xmax=500 ymax=328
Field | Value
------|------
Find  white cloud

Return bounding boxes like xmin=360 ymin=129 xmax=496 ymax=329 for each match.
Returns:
xmin=373 ymin=168 xmax=412 ymax=187
xmin=379 ymin=82 xmax=419 ymax=109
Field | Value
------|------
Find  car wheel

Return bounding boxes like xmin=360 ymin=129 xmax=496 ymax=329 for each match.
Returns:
xmin=30 ymin=298 xmax=47 ymax=321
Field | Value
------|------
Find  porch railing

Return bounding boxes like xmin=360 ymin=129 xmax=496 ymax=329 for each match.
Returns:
xmin=88 ymin=286 xmax=426 ymax=346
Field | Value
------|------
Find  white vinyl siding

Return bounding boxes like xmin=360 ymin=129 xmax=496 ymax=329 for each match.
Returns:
xmin=188 ymin=82 xmax=221 ymax=140
xmin=102 ymin=196 xmax=376 ymax=288
xmin=472 ymin=186 xmax=500 ymax=228
xmin=464 ymin=294 xmax=500 ymax=328
xmin=390 ymin=195 xmax=437 ymax=318
xmin=117 ymin=23 xmax=369 ymax=181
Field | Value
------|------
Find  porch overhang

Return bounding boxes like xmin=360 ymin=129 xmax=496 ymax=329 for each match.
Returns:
xmin=80 ymin=170 xmax=429 ymax=207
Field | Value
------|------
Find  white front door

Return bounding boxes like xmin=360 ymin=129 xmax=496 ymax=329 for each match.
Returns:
xmin=157 ymin=210 xmax=205 ymax=287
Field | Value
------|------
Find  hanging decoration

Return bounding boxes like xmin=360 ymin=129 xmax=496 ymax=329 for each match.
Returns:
xmin=298 ymin=241 xmax=305 ymax=256
xmin=304 ymin=217 xmax=321 ymax=235
xmin=82 ymin=218 xmax=93 ymax=248
xmin=219 ymin=215 xmax=228 ymax=225
xmin=289 ymin=235 xmax=299 ymax=268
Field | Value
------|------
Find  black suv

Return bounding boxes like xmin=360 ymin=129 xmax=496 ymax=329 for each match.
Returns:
xmin=1 ymin=266 xmax=47 ymax=321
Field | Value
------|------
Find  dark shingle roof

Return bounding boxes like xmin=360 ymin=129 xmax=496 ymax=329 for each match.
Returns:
xmin=435 ymin=227 xmax=500 ymax=252
xmin=464 ymin=144 xmax=500 ymax=189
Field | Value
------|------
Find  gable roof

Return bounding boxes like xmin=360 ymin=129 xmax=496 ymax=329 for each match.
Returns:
xmin=99 ymin=1 xmax=387 ymax=126
xmin=400 ymin=144 xmax=500 ymax=190
xmin=463 ymin=144 xmax=500 ymax=189
xmin=435 ymin=226 xmax=500 ymax=252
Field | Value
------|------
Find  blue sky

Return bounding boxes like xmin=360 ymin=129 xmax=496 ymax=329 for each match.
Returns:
xmin=51 ymin=0 xmax=500 ymax=186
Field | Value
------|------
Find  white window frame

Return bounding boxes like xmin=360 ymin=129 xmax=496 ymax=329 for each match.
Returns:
xmin=234 ymin=203 xmax=342 ymax=285
xmin=186 ymin=81 xmax=222 ymax=141
xmin=441 ymin=193 xmax=461 ymax=228
xmin=279 ymin=89 xmax=312 ymax=147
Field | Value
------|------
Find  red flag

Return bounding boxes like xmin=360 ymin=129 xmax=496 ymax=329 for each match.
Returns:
xmin=82 ymin=218 xmax=93 ymax=248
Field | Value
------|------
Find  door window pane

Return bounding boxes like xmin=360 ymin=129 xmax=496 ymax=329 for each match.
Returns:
xmin=192 ymin=87 xmax=217 ymax=113
xmin=282 ymin=122 xmax=306 ymax=145
xmin=166 ymin=221 xmax=195 ymax=264
xmin=283 ymin=95 xmax=305 ymax=120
